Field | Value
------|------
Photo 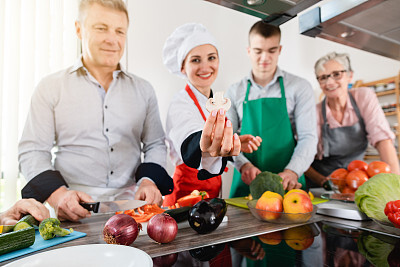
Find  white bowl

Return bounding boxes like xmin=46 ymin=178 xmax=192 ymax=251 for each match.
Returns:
xmin=4 ymin=244 xmax=152 ymax=267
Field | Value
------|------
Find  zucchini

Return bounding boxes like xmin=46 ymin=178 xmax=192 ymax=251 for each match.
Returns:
xmin=0 ymin=227 xmax=35 ymax=255
xmin=164 ymin=206 xmax=191 ymax=223
xmin=18 ymin=214 xmax=39 ymax=227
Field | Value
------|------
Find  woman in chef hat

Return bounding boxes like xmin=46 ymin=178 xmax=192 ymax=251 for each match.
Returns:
xmin=162 ymin=23 xmax=261 ymax=207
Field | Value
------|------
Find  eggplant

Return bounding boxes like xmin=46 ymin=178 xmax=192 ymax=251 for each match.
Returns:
xmin=189 ymin=243 xmax=225 ymax=261
xmin=188 ymin=198 xmax=227 ymax=234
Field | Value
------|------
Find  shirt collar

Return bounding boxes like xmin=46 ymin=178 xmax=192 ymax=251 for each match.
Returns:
xmin=69 ymin=56 xmax=134 ymax=79
xmin=247 ymin=67 xmax=284 ymax=89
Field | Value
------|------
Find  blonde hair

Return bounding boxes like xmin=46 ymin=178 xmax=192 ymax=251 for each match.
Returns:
xmin=78 ymin=0 xmax=129 ymax=24
xmin=314 ymin=52 xmax=353 ymax=75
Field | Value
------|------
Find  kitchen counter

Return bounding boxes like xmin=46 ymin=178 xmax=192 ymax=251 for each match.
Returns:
xmin=2 ymin=203 xmax=400 ymax=265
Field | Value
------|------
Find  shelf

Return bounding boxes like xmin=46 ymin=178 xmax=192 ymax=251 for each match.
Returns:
xmin=364 ymin=155 xmax=380 ymax=160
xmin=384 ymin=111 xmax=397 ymax=116
xmin=376 ymin=89 xmax=396 ymax=96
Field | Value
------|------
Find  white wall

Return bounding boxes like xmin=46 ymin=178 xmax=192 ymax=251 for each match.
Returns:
xmin=126 ymin=0 xmax=400 ymax=197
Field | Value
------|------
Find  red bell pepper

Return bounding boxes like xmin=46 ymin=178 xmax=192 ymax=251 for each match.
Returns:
xmin=384 ymin=200 xmax=400 ymax=229
xmin=176 ymin=190 xmax=210 ymax=207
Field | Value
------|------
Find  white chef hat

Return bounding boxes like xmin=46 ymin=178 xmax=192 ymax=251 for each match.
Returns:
xmin=163 ymin=23 xmax=218 ymax=79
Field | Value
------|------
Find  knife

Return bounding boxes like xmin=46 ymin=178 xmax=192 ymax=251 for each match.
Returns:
xmin=80 ymin=200 xmax=147 ymax=214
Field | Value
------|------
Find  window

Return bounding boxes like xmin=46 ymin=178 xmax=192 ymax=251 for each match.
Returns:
xmin=0 ymin=0 xmax=79 ymax=210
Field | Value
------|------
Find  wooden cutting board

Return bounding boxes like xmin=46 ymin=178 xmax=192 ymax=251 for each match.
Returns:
xmin=225 ymin=197 xmax=329 ymax=209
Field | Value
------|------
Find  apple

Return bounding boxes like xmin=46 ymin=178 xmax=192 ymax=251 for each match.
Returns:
xmin=284 ymin=189 xmax=311 ymax=200
xmin=258 ymin=231 xmax=282 ymax=245
xmin=255 ymin=191 xmax=283 ymax=220
xmin=283 ymin=225 xmax=315 ymax=250
xmin=283 ymin=192 xmax=313 ymax=222
xmin=260 ymin=191 xmax=283 ymax=201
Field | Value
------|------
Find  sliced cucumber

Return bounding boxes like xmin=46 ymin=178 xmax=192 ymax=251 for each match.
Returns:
xmin=18 ymin=214 xmax=39 ymax=227
xmin=13 ymin=222 xmax=31 ymax=231
xmin=0 ymin=227 xmax=35 ymax=255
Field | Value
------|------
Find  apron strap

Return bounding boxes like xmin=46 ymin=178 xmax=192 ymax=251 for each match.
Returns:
xmin=185 ymin=84 xmax=207 ymax=121
xmin=245 ymin=76 xmax=285 ymax=101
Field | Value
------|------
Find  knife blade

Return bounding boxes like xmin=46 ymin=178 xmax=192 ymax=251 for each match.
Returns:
xmin=80 ymin=200 xmax=147 ymax=214
xmin=0 ymin=225 xmax=15 ymax=234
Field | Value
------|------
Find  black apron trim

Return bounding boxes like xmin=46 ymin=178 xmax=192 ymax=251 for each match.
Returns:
xmin=135 ymin=163 xmax=173 ymax=196
xmin=181 ymin=131 xmax=229 ymax=180
xmin=198 ymin=157 xmax=228 ymax=180
xmin=21 ymin=170 xmax=68 ymax=203
xmin=181 ymin=131 xmax=203 ymax=169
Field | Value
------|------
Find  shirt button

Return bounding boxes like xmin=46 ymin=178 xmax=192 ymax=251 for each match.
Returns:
xmin=98 ymin=85 xmax=101 ymax=88
xmin=106 ymin=128 xmax=109 ymax=132
xmin=105 ymin=105 xmax=108 ymax=109
xmin=110 ymin=147 xmax=114 ymax=152
xmin=110 ymin=171 xmax=114 ymax=175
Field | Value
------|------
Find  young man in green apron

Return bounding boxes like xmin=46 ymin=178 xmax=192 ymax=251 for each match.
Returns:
xmin=226 ymin=21 xmax=318 ymax=266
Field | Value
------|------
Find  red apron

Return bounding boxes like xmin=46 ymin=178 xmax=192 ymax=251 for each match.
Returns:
xmin=163 ymin=85 xmax=222 ymax=207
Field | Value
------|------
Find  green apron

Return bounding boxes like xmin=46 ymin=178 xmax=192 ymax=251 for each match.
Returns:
xmin=229 ymin=77 xmax=305 ymax=198
xmin=229 ymin=77 xmax=305 ymax=267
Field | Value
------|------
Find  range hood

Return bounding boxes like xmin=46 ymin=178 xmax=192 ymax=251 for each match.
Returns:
xmin=205 ymin=0 xmax=321 ymax=25
xmin=299 ymin=0 xmax=400 ymax=61
xmin=205 ymin=0 xmax=400 ymax=61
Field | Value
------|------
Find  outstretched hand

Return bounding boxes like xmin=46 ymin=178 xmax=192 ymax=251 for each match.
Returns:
xmin=200 ymin=108 xmax=240 ymax=157
xmin=240 ymin=135 xmax=262 ymax=153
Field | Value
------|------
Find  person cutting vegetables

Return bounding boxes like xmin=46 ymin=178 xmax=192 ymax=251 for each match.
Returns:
xmin=0 ymin=199 xmax=49 ymax=225
xmin=226 ymin=21 xmax=318 ymax=196
xmin=162 ymin=23 xmax=261 ymax=207
xmin=305 ymin=52 xmax=400 ymax=188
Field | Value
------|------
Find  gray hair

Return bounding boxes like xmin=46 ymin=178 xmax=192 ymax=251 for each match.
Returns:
xmin=314 ymin=52 xmax=353 ymax=75
xmin=78 ymin=0 xmax=129 ymax=24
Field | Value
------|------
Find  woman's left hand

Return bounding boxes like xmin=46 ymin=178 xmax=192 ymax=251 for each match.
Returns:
xmin=200 ymin=108 xmax=240 ymax=157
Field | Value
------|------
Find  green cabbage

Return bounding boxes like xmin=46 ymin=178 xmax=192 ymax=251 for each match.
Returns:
xmin=354 ymin=173 xmax=400 ymax=222
xmin=249 ymin=171 xmax=284 ymax=199
xmin=357 ymin=232 xmax=395 ymax=267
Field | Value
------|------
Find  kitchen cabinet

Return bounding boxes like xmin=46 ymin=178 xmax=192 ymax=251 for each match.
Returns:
xmin=354 ymin=72 xmax=400 ymax=160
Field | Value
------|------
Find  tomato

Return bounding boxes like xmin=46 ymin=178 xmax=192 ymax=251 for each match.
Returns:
xmin=347 ymin=160 xmax=368 ymax=172
xmin=341 ymin=186 xmax=356 ymax=194
xmin=329 ymin=168 xmax=348 ymax=187
xmin=345 ymin=170 xmax=369 ymax=190
xmin=367 ymin=161 xmax=391 ymax=178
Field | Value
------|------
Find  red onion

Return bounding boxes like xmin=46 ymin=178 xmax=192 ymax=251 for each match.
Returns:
xmin=152 ymin=253 xmax=178 ymax=267
xmin=147 ymin=213 xmax=178 ymax=244
xmin=103 ymin=214 xmax=141 ymax=245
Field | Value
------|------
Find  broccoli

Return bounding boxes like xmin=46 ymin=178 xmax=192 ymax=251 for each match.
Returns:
xmin=249 ymin=171 xmax=285 ymax=199
xmin=39 ymin=218 xmax=73 ymax=240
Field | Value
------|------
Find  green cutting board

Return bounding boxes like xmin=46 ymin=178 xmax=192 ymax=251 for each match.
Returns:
xmin=225 ymin=197 xmax=328 ymax=209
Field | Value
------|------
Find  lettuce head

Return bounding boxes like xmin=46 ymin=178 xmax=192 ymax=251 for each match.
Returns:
xmin=354 ymin=173 xmax=400 ymax=222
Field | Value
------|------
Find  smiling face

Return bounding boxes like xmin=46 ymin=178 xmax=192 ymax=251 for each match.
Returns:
xmin=75 ymin=3 xmax=128 ymax=72
xmin=317 ymin=60 xmax=353 ymax=101
xmin=181 ymin=44 xmax=219 ymax=96
xmin=247 ymin=33 xmax=281 ymax=79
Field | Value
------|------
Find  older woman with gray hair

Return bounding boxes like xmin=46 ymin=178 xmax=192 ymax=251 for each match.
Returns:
xmin=305 ymin=52 xmax=400 ymax=189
